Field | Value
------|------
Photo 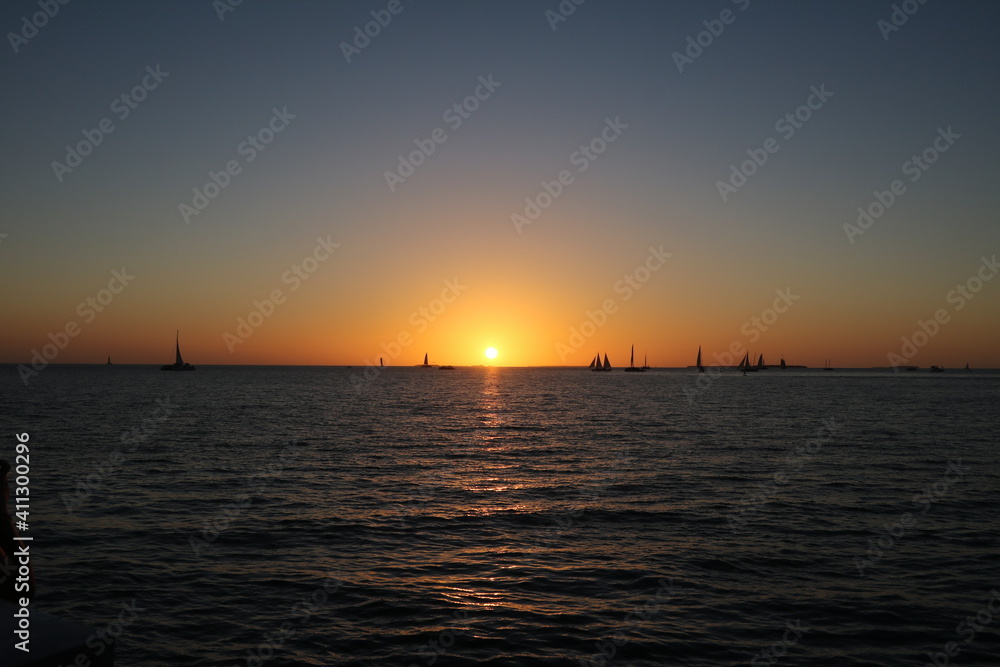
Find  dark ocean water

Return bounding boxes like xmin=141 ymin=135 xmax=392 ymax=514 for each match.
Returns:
xmin=1 ymin=365 xmax=998 ymax=666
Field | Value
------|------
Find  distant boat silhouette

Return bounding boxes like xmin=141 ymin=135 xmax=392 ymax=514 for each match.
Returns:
xmin=380 ymin=357 xmax=384 ymax=367
xmin=930 ymin=365 xmax=944 ymax=373
xmin=642 ymin=353 xmax=651 ymax=370
xmin=739 ymin=351 xmax=757 ymax=373
xmin=624 ymin=345 xmax=645 ymax=372
xmin=823 ymin=359 xmax=833 ymax=371
xmin=107 ymin=355 xmax=112 ymax=365
xmin=438 ymin=364 xmax=455 ymax=370
xmin=696 ymin=346 xmax=704 ymax=373
xmin=965 ymin=362 xmax=971 ymax=372
xmin=161 ymin=331 xmax=196 ymax=371
xmin=757 ymin=353 xmax=766 ymax=370
xmin=419 ymin=353 xmax=432 ymax=368
xmin=590 ymin=352 xmax=611 ymax=371
xmin=777 ymin=355 xmax=807 ymax=369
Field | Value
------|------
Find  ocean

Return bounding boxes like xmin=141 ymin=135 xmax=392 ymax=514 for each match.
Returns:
xmin=1 ymin=365 xmax=998 ymax=666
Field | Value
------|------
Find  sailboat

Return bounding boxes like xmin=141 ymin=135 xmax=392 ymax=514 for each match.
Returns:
xmin=590 ymin=352 xmax=612 ymax=371
xmin=757 ymin=353 xmax=766 ymax=370
xmin=418 ymin=353 xmax=432 ymax=368
xmin=740 ymin=351 xmax=757 ymax=373
xmin=696 ymin=346 xmax=704 ymax=373
xmin=106 ymin=355 xmax=112 ymax=365
xmin=823 ymin=358 xmax=833 ymax=371
xmin=380 ymin=357 xmax=384 ymax=367
xmin=642 ymin=354 xmax=651 ymax=370
xmin=780 ymin=357 xmax=786 ymax=369
xmin=160 ymin=331 xmax=196 ymax=371
xmin=624 ymin=345 xmax=645 ymax=372
xmin=965 ymin=362 xmax=971 ymax=372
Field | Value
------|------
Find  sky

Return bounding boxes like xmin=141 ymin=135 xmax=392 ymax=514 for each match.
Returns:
xmin=1 ymin=0 xmax=998 ymax=368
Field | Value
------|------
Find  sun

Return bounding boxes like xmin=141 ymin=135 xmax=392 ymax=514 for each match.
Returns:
xmin=484 ymin=347 xmax=498 ymax=360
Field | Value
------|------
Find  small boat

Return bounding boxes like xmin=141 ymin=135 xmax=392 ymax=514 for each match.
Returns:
xmin=380 ymin=357 xmax=384 ymax=367
xmin=624 ymin=345 xmax=645 ymax=372
xmin=777 ymin=356 xmax=807 ymax=369
xmin=696 ymin=346 xmax=704 ymax=373
xmin=419 ymin=353 xmax=432 ymax=368
xmin=823 ymin=359 xmax=833 ymax=371
xmin=757 ymin=353 xmax=766 ymax=370
xmin=965 ymin=362 xmax=971 ymax=372
xmin=739 ymin=351 xmax=757 ymax=373
xmin=929 ymin=365 xmax=944 ymax=373
xmin=160 ymin=331 xmax=196 ymax=371
xmin=642 ymin=354 xmax=651 ymax=370
xmin=590 ymin=352 xmax=612 ymax=371
xmin=106 ymin=355 xmax=112 ymax=365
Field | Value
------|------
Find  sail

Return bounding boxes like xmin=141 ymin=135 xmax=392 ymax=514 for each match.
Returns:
xmin=630 ymin=344 xmax=634 ymax=368
xmin=589 ymin=354 xmax=597 ymax=369
xmin=780 ymin=357 xmax=786 ymax=369
xmin=423 ymin=353 xmax=429 ymax=366
xmin=175 ymin=331 xmax=184 ymax=365
xmin=696 ymin=346 xmax=703 ymax=370
xmin=740 ymin=351 xmax=749 ymax=368
xmin=380 ymin=357 xmax=384 ymax=367
xmin=603 ymin=353 xmax=611 ymax=369
xmin=757 ymin=353 xmax=764 ymax=368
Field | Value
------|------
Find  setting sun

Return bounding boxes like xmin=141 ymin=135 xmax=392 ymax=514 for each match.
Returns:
xmin=485 ymin=347 xmax=498 ymax=360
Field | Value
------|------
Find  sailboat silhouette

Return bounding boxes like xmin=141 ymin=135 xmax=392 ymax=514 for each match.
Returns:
xmin=624 ymin=345 xmax=645 ymax=372
xmin=161 ymin=331 xmax=196 ymax=371
xmin=590 ymin=352 xmax=612 ymax=371
xmin=696 ymin=346 xmax=704 ymax=373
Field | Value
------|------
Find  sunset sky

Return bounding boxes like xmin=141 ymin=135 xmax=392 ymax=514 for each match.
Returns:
xmin=2 ymin=0 xmax=998 ymax=368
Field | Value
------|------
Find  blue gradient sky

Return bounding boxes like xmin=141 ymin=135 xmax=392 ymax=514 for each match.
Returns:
xmin=2 ymin=0 xmax=998 ymax=368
